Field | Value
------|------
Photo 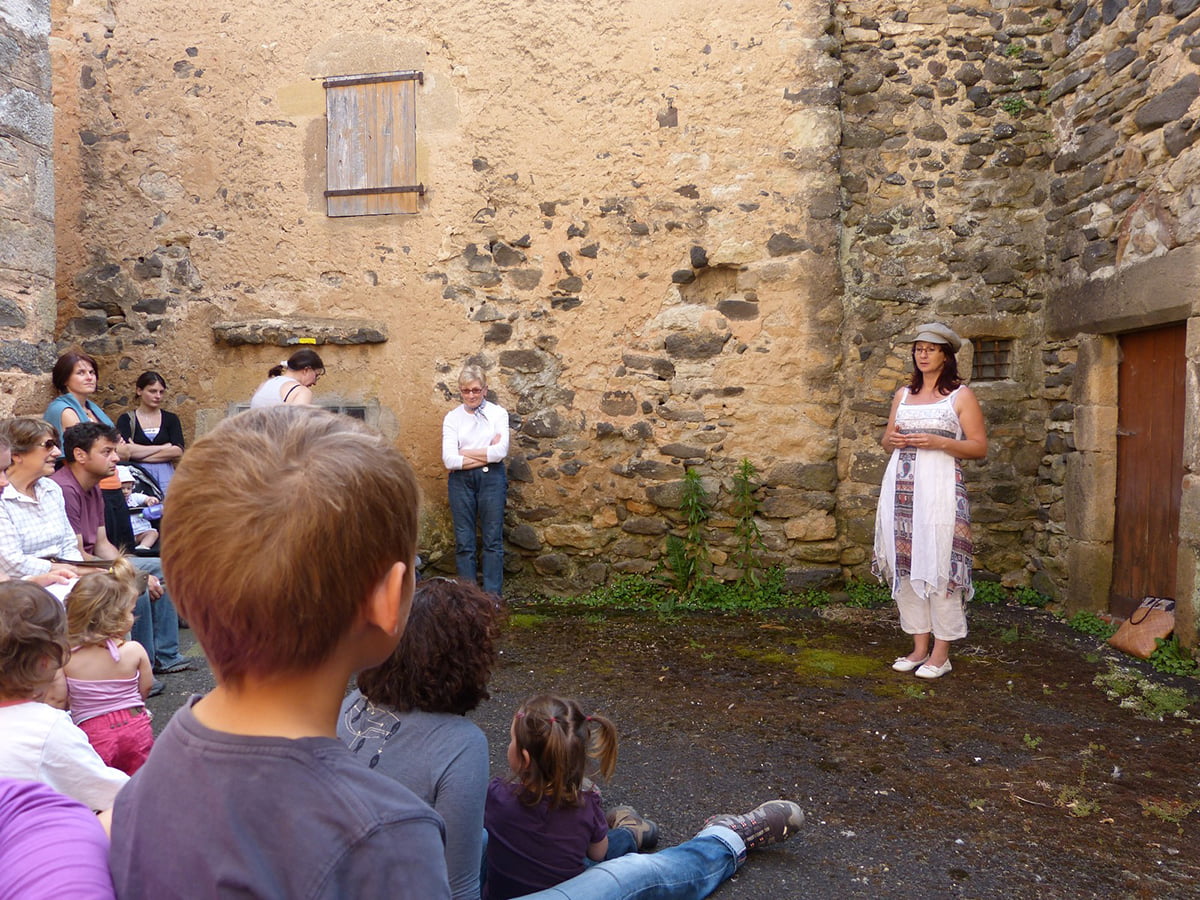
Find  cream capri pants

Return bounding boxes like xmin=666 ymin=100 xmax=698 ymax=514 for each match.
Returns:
xmin=894 ymin=577 xmax=968 ymax=641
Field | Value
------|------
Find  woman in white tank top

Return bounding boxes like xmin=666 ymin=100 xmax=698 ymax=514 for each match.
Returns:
xmin=873 ymin=323 xmax=987 ymax=680
xmin=249 ymin=349 xmax=325 ymax=409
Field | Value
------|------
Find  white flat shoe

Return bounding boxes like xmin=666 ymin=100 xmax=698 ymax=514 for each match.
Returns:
xmin=915 ymin=659 xmax=952 ymax=679
xmin=892 ymin=655 xmax=930 ymax=672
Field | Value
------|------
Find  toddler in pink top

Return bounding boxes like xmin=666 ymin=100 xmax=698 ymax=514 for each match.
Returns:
xmin=64 ymin=558 xmax=155 ymax=774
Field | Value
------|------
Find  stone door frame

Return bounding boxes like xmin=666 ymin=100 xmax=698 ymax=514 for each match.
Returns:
xmin=1049 ymin=245 xmax=1200 ymax=645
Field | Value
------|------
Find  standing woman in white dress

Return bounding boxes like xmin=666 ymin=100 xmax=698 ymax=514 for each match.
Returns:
xmin=248 ymin=349 xmax=325 ymax=409
xmin=873 ymin=323 xmax=987 ymax=679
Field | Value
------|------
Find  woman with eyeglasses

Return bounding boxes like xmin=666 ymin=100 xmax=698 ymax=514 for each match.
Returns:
xmin=873 ymin=323 xmax=987 ymax=680
xmin=0 ymin=418 xmax=81 ymax=584
xmin=249 ymin=349 xmax=325 ymax=409
xmin=441 ymin=365 xmax=509 ymax=596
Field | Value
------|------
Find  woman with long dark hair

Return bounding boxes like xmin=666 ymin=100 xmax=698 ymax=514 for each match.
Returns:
xmin=116 ymin=371 xmax=184 ymax=495
xmin=873 ymin=323 xmax=987 ymax=680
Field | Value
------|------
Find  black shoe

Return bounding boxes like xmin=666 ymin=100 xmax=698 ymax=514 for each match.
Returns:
xmin=155 ymin=659 xmax=193 ymax=674
xmin=148 ymin=679 xmax=165 ymax=698
xmin=607 ymin=805 xmax=660 ymax=851
xmin=704 ymin=800 xmax=804 ymax=850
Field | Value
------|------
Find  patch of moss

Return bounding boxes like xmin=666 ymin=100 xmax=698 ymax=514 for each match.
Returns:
xmin=507 ymin=612 xmax=548 ymax=629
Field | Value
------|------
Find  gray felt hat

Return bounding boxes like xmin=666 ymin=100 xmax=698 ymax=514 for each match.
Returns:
xmin=909 ymin=322 xmax=963 ymax=353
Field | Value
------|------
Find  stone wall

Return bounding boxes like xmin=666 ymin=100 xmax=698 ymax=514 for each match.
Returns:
xmin=0 ymin=0 xmax=58 ymax=414
xmin=25 ymin=0 xmax=1200 ymax=636
xmin=46 ymin=0 xmax=848 ymax=590
xmin=835 ymin=1 xmax=1065 ymax=593
xmin=1041 ymin=0 xmax=1200 ymax=644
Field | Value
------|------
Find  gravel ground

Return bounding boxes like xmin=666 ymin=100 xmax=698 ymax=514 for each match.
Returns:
xmin=151 ymin=601 xmax=1200 ymax=899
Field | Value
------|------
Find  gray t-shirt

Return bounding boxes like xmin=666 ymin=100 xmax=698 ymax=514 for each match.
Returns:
xmin=111 ymin=696 xmax=450 ymax=899
xmin=339 ymin=692 xmax=489 ymax=900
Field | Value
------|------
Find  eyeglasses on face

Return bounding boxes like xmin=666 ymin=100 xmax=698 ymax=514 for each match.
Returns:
xmin=38 ymin=439 xmax=58 ymax=450
xmin=460 ymin=387 xmax=485 ymax=395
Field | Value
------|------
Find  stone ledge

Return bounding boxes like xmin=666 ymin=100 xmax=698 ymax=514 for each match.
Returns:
xmin=211 ymin=317 xmax=387 ymax=347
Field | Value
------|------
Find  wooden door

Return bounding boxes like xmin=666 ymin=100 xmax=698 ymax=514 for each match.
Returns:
xmin=1111 ymin=323 xmax=1186 ymax=617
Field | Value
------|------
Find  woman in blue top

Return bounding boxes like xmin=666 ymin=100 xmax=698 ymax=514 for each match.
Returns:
xmin=43 ymin=350 xmax=130 ymax=460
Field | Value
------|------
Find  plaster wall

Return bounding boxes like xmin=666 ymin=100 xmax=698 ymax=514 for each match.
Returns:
xmin=47 ymin=0 xmax=845 ymax=587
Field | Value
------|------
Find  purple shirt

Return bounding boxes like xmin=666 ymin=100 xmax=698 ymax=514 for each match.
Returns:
xmin=0 ymin=779 xmax=115 ymax=898
xmin=49 ymin=467 xmax=104 ymax=556
xmin=483 ymin=778 xmax=608 ymax=900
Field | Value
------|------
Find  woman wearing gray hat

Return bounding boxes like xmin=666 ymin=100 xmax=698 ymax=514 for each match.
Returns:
xmin=873 ymin=323 xmax=987 ymax=679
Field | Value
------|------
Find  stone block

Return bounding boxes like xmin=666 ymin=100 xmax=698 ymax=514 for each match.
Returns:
xmin=507 ymin=523 xmax=541 ymax=551
xmin=541 ymin=524 xmax=605 ymax=550
xmin=1134 ymin=74 xmax=1200 ymax=131
xmin=1070 ymin=335 xmax=1119 ymax=405
xmin=1073 ymin=404 xmax=1117 ymax=452
xmin=620 ymin=516 xmax=668 ymax=535
xmin=765 ymin=461 xmax=838 ymax=491
xmin=533 ymin=553 xmax=570 ymax=576
xmin=658 ymin=442 xmax=705 ymax=459
xmin=1171 ymin=543 xmax=1198 ymax=648
xmin=646 ymin=480 xmax=686 ymax=509
xmin=1064 ymin=542 xmax=1113 ymax=614
xmin=1064 ymin=452 xmax=1116 ymax=541
xmin=783 ymin=512 xmax=837 ymax=540
xmin=1179 ymin=473 xmax=1200 ymax=543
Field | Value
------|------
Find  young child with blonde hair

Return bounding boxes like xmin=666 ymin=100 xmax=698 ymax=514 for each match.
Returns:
xmin=0 ymin=581 xmax=127 ymax=811
xmin=63 ymin=557 xmax=155 ymax=774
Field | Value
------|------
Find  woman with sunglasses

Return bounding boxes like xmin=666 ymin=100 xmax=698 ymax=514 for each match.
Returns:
xmin=0 ymin=418 xmax=81 ymax=584
xmin=249 ymin=349 xmax=325 ymax=409
xmin=441 ymin=365 xmax=509 ymax=596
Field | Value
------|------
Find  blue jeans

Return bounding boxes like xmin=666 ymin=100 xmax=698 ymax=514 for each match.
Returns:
xmin=516 ymin=827 xmax=745 ymax=900
xmin=448 ymin=464 xmax=507 ymax=595
xmin=128 ymin=557 xmax=186 ymax=669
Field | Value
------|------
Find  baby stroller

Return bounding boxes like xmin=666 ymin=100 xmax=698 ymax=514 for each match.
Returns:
xmin=104 ymin=463 xmax=166 ymax=555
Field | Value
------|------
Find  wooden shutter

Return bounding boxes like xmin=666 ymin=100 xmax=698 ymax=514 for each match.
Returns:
xmin=324 ymin=71 xmax=423 ymax=217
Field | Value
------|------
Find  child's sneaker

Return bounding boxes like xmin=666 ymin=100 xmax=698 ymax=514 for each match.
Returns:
xmin=703 ymin=800 xmax=804 ymax=850
xmin=607 ymin=805 xmax=660 ymax=851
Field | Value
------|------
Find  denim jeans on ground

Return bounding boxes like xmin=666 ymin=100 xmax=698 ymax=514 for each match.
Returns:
xmin=516 ymin=826 xmax=745 ymax=900
xmin=448 ymin=464 xmax=507 ymax=595
xmin=128 ymin=556 xmax=185 ymax=669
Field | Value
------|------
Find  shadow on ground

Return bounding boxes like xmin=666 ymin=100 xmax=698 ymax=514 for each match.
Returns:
xmin=155 ymin=601 xmax=1200 ymax=899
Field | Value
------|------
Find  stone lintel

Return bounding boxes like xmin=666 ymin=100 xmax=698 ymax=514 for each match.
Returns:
xmin=1048 ymin=246 xmax=1200 ymax=339
xmin=212 ymin=317 xmax=387 ymax=347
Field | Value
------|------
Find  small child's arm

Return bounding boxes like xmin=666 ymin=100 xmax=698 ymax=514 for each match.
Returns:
xmin=587 ymin=835 xmax=609 ymax=862
xmin=130 ymin=641 xmax=155 ymax=700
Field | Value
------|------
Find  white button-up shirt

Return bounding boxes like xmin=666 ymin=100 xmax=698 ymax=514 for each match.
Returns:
xmin=441 ymin=400 xmax=510 ymax=471
xmin=0 ymin=478 xmax=83 ymax=577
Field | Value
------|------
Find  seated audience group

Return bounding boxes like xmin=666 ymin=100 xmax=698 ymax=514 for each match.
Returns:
xmin=1 ymin=378 xmax=804 ymax=897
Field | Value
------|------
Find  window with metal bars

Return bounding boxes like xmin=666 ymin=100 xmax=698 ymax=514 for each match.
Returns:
xmin=971 ymin=338 xmax=1012 ymax=381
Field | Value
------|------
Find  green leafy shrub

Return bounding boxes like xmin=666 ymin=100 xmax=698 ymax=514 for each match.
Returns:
xmin=844 ymin=580 xmax=892 ymax=609
xmin=1004 ymin=41 xmax=1025 ymax=58
xmin=973 ymin=581 xmax=1007 ymax=606
xmin=575 ymin=574 xmax=667 ymax=610
xmin=1068 ymin=611 xmax=1118 ymax=639
xmin=1013 ymin=586 xmax=1051 ymax=609
xmin=1149 ymin=636 xmax=1200 ymax=677
xmin=731 ymin=459 xmax=766 ymax=588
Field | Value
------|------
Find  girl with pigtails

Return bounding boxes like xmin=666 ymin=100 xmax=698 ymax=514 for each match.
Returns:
xmin=484 ymin=694 xmax=657 ymax=900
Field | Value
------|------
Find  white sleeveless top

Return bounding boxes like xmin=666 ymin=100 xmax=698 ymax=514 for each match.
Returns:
xmin=249 ymin=375 xmax=301 ymax=409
